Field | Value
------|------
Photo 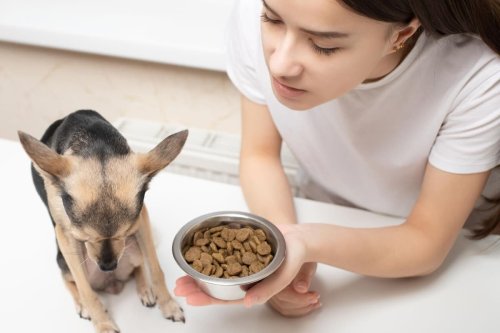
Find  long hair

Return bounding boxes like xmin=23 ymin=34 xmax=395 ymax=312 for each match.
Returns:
xmin=340 ymin=0 xmax=500 ymax=55
xmin=469 ymin=197 xmax=500 ymax=240
xmin=469 ymin=167 xmax=500 ymax=240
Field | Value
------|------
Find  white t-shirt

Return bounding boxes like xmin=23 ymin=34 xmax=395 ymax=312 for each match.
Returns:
xmin=226 ymin=0 xmax=500 ymax=218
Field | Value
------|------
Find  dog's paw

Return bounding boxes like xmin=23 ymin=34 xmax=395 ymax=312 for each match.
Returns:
xmin=75 ymin=303 xmax=91 ymax=320
xmin=159 ymin=299 xmax=185 ymax=323
xmin=95 ymin=320 xmax=120 ymax=333
xmin=138 ymin=287 xmax=157 ymax=307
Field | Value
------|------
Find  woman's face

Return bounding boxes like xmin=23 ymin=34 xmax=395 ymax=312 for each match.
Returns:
xmin=261 ymin=0 xmax=403 ymax=110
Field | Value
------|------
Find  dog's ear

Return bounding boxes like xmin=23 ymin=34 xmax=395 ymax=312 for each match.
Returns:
xmin=18 ymin=131 xmax=71 ymax=178
xmin=136 ymin=129 xmax=188 ymax=177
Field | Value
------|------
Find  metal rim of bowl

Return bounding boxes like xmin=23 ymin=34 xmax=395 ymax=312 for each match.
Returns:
xmin=172 ymin=211 xmax=286 ymax=286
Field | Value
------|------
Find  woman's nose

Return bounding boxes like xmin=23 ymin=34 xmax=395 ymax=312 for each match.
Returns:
xmin=268 ymin=34 xmax=303 ymax=78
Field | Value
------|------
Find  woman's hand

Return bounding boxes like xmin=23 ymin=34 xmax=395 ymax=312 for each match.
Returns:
xmin=242 ymin=224 xmax=315 ymax=308
xmin=174 ymin=275 xmax=241 ymax=306
xmin=267 ymin=262 xmax=321 ymax=317
xmin=174 ymin=224 xmax=321 ymax=316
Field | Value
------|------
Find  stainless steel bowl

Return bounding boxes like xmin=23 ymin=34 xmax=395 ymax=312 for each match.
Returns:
xmin=172 ymin=211 xmax=286 ymax=301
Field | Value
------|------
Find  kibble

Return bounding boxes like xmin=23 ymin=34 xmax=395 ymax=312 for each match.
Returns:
xmin=184 ymin=246 xmax=201 ymax=262
xmin=192 ymin=260 xmax=203 ymax=272
xmin=200 ymin=252 xmax=213 ymax=266
xmin=212 ymin=252 xmax=225 ymax=264
xmin=242 ymin=252 xmax=257 ymax=265
xmin=183 ymin=224 xmax=274 ymax=278
xmin=195 ymin=238 xmax=210 ymax=246
xmin=257 ymin=242 xmax=272 ymax=256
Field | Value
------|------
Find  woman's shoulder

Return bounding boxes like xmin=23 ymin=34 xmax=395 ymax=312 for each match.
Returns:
xmin=416 ymin=33 xmax=499 ymax=99
xmin=422 ymin=33 xmax=499 ymax=72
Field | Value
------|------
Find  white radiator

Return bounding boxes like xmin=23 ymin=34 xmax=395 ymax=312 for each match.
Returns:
xmin=113 ymin=117 xmax=303 ymax=196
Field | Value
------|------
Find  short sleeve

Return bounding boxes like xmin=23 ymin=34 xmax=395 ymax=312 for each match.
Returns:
xmin=429 ymin=63 xmax=500 ymax=174
xmin=224 ymin=0 xmax=266 ymax=105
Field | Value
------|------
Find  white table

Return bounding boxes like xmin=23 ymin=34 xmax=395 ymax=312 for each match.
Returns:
xmin=0 ymin=138 xmax=498 ymax=332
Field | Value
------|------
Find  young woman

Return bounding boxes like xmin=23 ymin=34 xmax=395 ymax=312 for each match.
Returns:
xmin=175 ymin=0 xmax=500 ymax=317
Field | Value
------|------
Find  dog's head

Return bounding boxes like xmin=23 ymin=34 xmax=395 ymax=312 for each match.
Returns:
xmin=18 ymin=129 xmax=188 ymax=271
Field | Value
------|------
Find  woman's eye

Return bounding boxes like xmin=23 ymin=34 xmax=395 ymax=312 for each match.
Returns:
xmin=260 ymin=12 xmax=282 ymax=25
xmin=311 ymin=41 xmax=340 ymax=56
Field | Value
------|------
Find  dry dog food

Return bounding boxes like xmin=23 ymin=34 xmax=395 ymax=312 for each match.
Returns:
xmin=183 ymin=225 xmax=274 ymax=278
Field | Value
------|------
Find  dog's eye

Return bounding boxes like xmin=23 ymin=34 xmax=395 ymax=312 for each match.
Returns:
xmin=61 ymin=192 xmax=74 ymax=211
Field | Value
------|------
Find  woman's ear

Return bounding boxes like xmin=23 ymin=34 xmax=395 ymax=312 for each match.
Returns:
xmin=390 ymin=18 xmax=421 ymax=52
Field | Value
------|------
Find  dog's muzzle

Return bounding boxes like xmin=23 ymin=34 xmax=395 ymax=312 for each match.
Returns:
xmin=99 ymin=260 xmax=118 ymax=272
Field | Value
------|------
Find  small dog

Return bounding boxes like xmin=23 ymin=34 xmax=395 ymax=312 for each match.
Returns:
xmin=18 ymin=110 xmax=187 ymax=332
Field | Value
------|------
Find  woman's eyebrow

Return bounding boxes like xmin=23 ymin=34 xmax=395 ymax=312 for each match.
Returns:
xmin=262 ymin=0 xmax=349 ymax=39
xmin=262 ymin=0 xmax=279 ymax=17
xmin=300 ymin=28 xmax=349 ymax=39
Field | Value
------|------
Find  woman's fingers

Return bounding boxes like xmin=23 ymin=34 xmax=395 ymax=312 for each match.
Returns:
xmin=174 ymin=278 xmax=200 ymax=297
xmin=175 ymin=274 xmax=321 ymax=314
xmin=244 ymin=230 xmax=308 ymax=307
xmin=272 ymin=290 xmax=319 ymax=308
xmin=176 ymin=275 xmax=196 ymax=286
xmin=266 ymin=263 xmax=320 ymax=316
xmin=174 ymin=275 xmax=243 ymax=306
xmin=292 ymin=262 xmax=318 ymax=293
xmin=183 ymin=291 xmax=216 ymax=305
xmin=268 ymin=298 xmax=322 ymax=317
xmin=175 ymin=224 xmax=314 ymax=310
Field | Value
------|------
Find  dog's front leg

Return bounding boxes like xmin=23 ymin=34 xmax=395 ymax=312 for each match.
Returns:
xmin=136 ymin=207 xmax=185 ymax=323
xmin=55 ymin=225 xmax=120 ymax=333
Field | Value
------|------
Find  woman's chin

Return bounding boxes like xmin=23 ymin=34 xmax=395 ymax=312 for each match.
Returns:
xmin=273 ymin=90 xmax=318 ymax=111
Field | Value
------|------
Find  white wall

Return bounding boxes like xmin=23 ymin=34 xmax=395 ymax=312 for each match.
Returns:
xmin=0 ymin=41 xmax=240 ymax=141
xmin=0 ymin=0 xmax=233 ymax=71
xmin=0 ymin=0 xmax=241 ymax=141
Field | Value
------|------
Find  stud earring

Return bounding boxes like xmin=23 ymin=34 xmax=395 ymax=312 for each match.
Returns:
xmin=395 ymin=42 xmax=405 ymax=51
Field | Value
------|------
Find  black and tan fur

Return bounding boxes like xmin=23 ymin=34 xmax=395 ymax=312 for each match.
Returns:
xmin=18 ymin=110 xmax=187 ymax=333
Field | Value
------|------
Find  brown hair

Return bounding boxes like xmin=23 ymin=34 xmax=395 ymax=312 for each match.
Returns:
xmin=469 ymin=197 xmax=500 ymax=240
xmin=340 ymin=0 xmax=500 ymax=54
xmin=469 ymin=166 xmax=500 ymax=240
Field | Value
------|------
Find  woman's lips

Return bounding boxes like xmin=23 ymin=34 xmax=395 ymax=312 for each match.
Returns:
xmin=272 ymin=77 xmax=306 ymax=99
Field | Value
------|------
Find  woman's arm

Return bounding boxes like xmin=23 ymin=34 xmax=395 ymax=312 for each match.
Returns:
xmin=308 ymin=164 xmax=490 ymax=276
xmin=243 ymin=164 xmax=491 ymax=306
xmin=239 ymin=95 xmax=297 ymax=226
xmin=239 ymin=95 xmax=320 ymax=315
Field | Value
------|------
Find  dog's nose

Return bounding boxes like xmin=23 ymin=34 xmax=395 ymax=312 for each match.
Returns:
xmin=99 ymin=260 xmax=117 ymax=272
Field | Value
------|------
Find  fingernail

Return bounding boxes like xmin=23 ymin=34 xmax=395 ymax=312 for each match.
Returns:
xmin=244 ymin=296 xmax=257 ymax=308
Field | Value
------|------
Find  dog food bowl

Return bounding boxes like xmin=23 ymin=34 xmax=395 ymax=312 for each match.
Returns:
xmin=172 ymin=211 xmax=286 ymax=301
